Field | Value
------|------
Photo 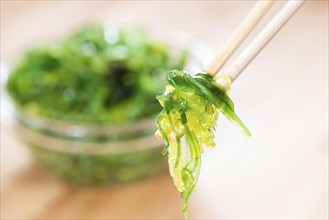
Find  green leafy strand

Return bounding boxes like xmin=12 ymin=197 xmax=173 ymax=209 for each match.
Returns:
xmin=156 ymin=70 xmax=251 ymax=219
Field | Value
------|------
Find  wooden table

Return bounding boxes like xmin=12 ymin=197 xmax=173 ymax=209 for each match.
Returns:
xmin=1 ymin=1 xmax=328 ymax=219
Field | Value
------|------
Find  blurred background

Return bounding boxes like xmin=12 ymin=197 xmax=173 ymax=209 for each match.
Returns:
xmin=1 ymin=1 xmax=328 ymax=219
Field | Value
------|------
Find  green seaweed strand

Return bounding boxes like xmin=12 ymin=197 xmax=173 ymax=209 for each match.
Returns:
xmin=167 ymin=112 xmax=182 ymax=169
xmin=156 ymin=70 xmax=251 ymax=220
xmin=181 ymin=125 xmax=202 ymax=219
xmin=156 ymin=113 xmax=170 ymax=155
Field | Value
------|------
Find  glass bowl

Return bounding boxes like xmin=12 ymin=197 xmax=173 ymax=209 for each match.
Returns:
xmin=15 ymin=111 xmax=165 ymax=184
xmin=2 ymin=25 xmax=213 ymax=185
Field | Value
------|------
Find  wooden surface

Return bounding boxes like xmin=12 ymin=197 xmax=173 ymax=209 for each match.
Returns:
xmin=1 ymin=1 xmax=328 ymax=219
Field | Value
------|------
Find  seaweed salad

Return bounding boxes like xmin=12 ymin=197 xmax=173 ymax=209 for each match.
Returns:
xmin=156 ymin=70 xmax=251 ymax=219
xmin=7 ymin=24 xmax=187 ymax=124
xmin=6 ymin=24 xmax=188 ymax=184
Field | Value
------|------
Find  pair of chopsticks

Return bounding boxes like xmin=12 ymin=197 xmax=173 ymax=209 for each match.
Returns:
xmin=205 ymin=0 xmax=304 ymax=84
xmin=155 ymin=1 xmax=304 ymax=141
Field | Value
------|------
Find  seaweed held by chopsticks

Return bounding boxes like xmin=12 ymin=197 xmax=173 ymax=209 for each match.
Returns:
xmin=156 ymin=70 xmax=251 ymax=219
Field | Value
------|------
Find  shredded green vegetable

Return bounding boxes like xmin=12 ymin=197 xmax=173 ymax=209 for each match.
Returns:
xmin=7 ymin=24 xmax=187 ymax=124
xmin=156 ymin=70 xmax=251 ymax=219
xmin=6 ymin=24 xmax=188 ymax=185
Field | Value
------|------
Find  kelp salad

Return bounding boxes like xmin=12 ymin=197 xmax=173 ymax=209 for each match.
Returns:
xmin=6 ymin=24 xmax=189 ymax=184
xmin=7 ymin=24 xmax=187 ymax=124
xmin=156 ymin=70 xmax=251 ymax=218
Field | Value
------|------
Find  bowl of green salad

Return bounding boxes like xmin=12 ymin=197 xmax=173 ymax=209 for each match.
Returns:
xmin=4 ymin=23 xmax=212 ymax=185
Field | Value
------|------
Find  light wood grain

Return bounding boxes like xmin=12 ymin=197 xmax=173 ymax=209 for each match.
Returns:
xmin=1 ymin=1 xmax=328 ymax=219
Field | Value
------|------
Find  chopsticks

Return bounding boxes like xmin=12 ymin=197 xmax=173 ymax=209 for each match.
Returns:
xmin=206 ymin=0 xmax=304 ymax=83
xmin=206 ymin=0 xmax=275 ymax=76
xmin=155 ymin=0 xmax=304 ymax=141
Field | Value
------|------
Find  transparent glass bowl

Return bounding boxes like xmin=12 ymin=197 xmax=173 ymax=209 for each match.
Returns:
xmin=16 ymin=111 xmax=165 ymax=184
xmin=2 ymin=26 xmax=213 ymax=185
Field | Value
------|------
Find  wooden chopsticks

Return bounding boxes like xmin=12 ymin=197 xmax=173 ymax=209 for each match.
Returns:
xmin=206 ymin=0 xmax=304 ymax=83
xmin=206 ymin=1 xmax=275 ymax=77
